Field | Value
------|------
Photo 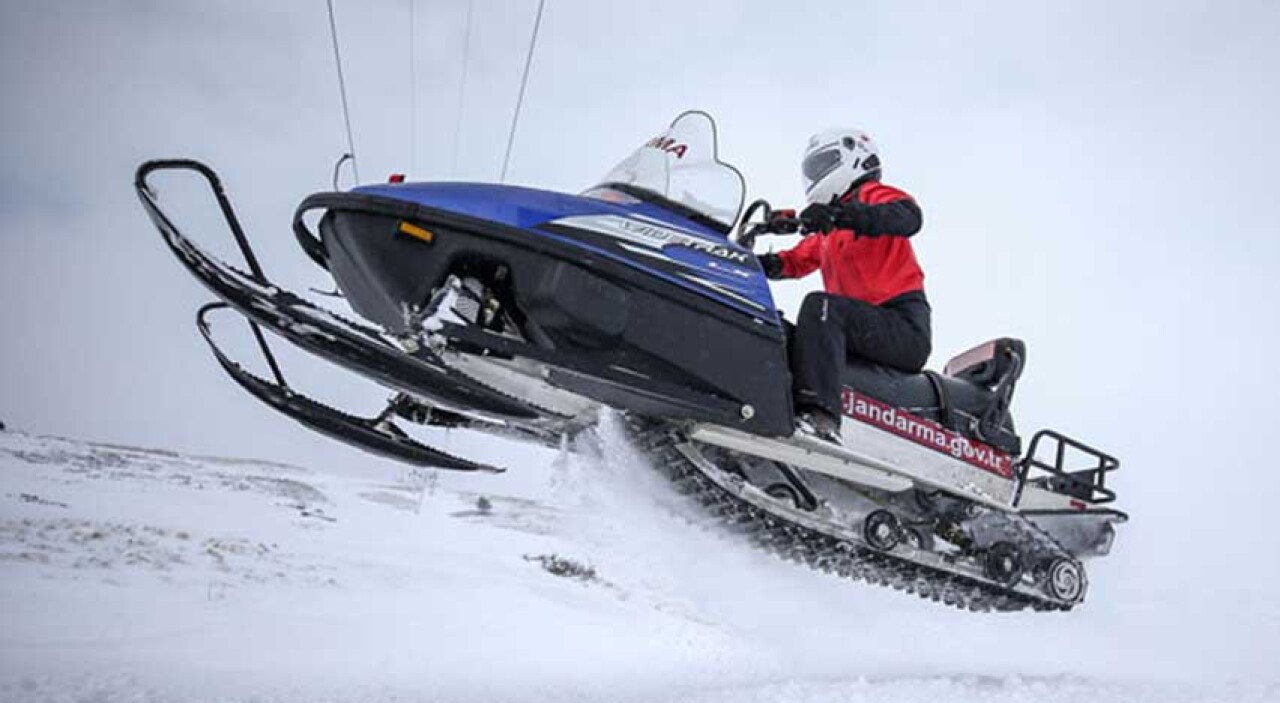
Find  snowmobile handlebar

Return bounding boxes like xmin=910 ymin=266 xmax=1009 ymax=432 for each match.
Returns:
xmin=736 ymin=199 xmax=803 ymax=250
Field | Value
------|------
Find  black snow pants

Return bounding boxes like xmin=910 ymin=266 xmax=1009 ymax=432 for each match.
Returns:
xmin=790 ymin=290 xmax=932 ymax=421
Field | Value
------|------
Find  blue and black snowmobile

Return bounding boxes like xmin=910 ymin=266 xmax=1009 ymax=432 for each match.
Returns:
xmin=136 ymin=111 xmax=1126 ymax=612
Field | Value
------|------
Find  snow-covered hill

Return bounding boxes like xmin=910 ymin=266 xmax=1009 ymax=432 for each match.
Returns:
xmin=0 ymin=424 xmax=1275 ymax=702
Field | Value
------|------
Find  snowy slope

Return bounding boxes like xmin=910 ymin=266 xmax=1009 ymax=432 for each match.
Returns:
xmin=0 ymin=423 xmax=1275 ymax=702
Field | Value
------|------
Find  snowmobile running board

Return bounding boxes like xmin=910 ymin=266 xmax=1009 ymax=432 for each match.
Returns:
xmin=688 ymin=424 xmax=914 ymax=494
xmin=135 ymin=159 xmax=514 ymax=472
xmin=689 ymin=424 xmax=1036 ymax=511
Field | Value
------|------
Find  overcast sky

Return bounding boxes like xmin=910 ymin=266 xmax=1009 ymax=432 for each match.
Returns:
xmin=2 ymin=0 xmax=1280 ymax=677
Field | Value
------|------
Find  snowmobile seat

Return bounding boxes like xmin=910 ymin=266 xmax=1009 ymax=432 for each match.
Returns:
xmin=943 ymin=338 xmax=1026 ymax=387
xmin=841 ymin=338 xmax=1026 ymax=455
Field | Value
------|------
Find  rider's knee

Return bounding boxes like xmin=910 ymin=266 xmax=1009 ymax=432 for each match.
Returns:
xmin=798 ymin=292 xmax=829 ymax=324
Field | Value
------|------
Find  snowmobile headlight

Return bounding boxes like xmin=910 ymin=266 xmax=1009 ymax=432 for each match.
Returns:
xmin=397 ymin=221 xmax=435 ymax=244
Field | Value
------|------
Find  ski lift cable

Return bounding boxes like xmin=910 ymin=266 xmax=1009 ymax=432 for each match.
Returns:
xmin=449 ymin=0 xmax=475 ymax=178
xmin=326 ymin=0 xmax=360 ymax=184
xmin=409 ymin=0 xmax=418 ymax=177
xmin=500 ymin=0 xmax=546 ymax=183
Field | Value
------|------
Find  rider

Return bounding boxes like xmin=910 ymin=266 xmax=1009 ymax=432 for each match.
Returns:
xmin=757 ymin=128 xmax=932 ymax=441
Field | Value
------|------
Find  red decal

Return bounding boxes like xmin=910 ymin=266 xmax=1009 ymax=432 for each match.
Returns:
xmin=644 ymin=135 xmax=688 ymax=159
xmin=842 ymin=390 xmax=1013 ymax=478
xmin=1069 ymin=499 xmax=1088 ymax=510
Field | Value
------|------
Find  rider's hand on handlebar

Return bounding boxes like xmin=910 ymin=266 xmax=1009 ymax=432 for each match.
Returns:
xmin=800 ymin=202 xmax=837 ymax=234
xmin=766 ymin=209 xmax=801 ymax=234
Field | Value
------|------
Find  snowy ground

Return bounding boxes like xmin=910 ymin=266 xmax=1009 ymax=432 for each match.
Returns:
xmin=1 ymin=423 xmax=1276 ymax=702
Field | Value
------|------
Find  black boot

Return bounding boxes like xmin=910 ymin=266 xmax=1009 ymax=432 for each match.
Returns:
xmin=796 ymin=407 xmax=841 ymax=445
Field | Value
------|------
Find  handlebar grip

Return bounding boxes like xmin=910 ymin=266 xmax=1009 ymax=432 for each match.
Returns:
xmin=768 ymin=216 xmax=801 ymax=235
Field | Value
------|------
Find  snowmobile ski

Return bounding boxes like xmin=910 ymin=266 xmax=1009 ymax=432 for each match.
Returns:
xmin=196 ymin=302 xmax=500 ymax=472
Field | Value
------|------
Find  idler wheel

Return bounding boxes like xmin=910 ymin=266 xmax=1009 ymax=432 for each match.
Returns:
xmin=764 ymin=482 xmax=802 ymax=509
xmin=901 ymin=525 xmax=934 ymax=551
xmin=1043 ymin=557 xmax=1087 ymax=604
xmin=863 ymin=510 xmax=902 ymax=551
xmin=984 ymin=542 xmax=1024 ymax=586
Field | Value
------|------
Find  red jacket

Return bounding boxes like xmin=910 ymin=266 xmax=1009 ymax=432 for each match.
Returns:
xmin=778 ymin=181 xmax=925 ymax=305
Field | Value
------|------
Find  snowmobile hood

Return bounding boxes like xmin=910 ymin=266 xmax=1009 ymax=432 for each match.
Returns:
xmin=353 ymin=181 xmax=726 ymax=238
xmin=352 ymin=181 xmax=777 ymax=321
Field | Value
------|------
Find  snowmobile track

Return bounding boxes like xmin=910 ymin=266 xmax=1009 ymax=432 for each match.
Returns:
xmin=626 ymin=418 xmax=1066 ymax=613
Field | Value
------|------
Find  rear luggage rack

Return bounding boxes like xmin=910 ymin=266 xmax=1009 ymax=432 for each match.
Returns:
xmin=1013 ymin=429 xmax=1120 ymax=507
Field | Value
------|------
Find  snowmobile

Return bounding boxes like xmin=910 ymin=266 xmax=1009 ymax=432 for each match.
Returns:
xmin=135 ymin=111 xmax=1126 ymax=612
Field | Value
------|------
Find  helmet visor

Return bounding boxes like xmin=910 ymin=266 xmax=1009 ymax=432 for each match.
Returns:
xmin=802 ymin=147 xmax=842 ymax=190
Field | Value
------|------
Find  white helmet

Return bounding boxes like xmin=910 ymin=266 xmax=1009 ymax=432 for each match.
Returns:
xmin=801 ymin=128 xmax=882 ymax=204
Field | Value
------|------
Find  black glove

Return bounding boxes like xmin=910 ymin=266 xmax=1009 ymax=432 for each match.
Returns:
xmin=800 ymin=202 xmax=837 ymax=234
xmin=757 ymin=253 xmax=784 ymax=280
xmin=833 ymin=202 xmax=872 ymax=233
xmin=766 ymin=209 xmax=800 ymax=234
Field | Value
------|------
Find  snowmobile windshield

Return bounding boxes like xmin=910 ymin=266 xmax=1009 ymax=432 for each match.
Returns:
xmin=584 ymin=111 xmax=746 ymax=235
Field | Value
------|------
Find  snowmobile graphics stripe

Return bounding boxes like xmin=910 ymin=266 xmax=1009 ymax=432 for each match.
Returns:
xmin=535 ymin=224 xmax=771 ymax=320
xmin=544 ymin=214 xmax=771 ymax=309
xmin=548 ymin=214 xmax=752 ymax=267
xmin=842 ymin=390 xmax=1014 ymax=478
xmin=676 ymin=274 xmax=767 ymax=311
xmin=605 ymin=244 xmax=765 ymax=311
xmin=533 ymin=219 xmax=774 ymax=320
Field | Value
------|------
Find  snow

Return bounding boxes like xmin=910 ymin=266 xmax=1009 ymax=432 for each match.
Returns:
xmin=1 ymin=424 xmax=1276 ymax=702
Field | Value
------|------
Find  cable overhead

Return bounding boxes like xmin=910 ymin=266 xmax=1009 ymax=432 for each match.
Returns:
xmin=326 ymin=0 xmax=360 ymax=184
xmin=409 ymin=0 xmax=418 ymax=177
xmin=500 ymin=0 xmax=545 ymax=183
xmin=450 ymin=0 xmax=475 ymax=178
